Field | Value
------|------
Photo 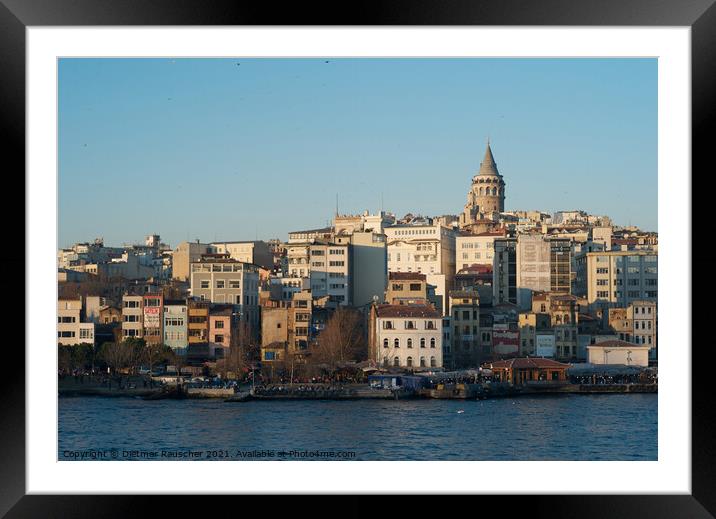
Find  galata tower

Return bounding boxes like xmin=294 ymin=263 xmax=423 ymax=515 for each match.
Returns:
xmin=459 ymin=140 xmax=506 ymax=228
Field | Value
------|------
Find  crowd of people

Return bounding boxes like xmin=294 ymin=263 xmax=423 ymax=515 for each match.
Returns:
xmin=568 ymin=371 xmax=657 ymax=385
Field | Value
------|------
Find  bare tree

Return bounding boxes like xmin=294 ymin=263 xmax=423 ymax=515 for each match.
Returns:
xmin=312 ymin=308 xmax=367 ymax=372
xmin=225 ymin=319 xmax=258 ymax=380
xmin=99 ymin=341 xmax=130 ymax=376
xmin=144 ymin=343 xmax=173 ymax=374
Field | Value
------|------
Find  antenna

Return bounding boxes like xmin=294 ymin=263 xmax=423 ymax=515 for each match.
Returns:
xmin=335 ymin=193 xmax=339 ymax=217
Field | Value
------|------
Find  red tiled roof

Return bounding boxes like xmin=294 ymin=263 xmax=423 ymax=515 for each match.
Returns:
xmin=375 ymin=304 xmax=440 ymax=318
xmin=487 ymin=357 xmax=570 ymax=369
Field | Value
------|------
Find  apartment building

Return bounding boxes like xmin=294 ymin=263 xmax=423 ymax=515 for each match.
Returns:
xmin=142 ymin=293 xmax=164 ymax=346
xmin=189 ymin=257 xmax=260 ymax=329
xmin=455 ymin=229 xmax=507 ymax=270
xmin=492 ymin=238 xmax=517 ymax=305
xmin=210 ymin=240 xmax=273 ymax=270
xmin=515 ymin=234 xmax=571 ymax=308
xmin=121 ymin=295 xmax=143 ymax=339
xmin=574 ymin=250 xmax=658 ymax=307
xmin=384 ymin=220 xmax=456 ymax=314
xmin=57 ymin=298 xmax=95 ymax=346
xmin=187 ymin=299 xmax=210 ymax=344
xmin=448 ymin=291 xmax=481 ymax=369
xmin=163 ymin=300 xmax=188 ymax=353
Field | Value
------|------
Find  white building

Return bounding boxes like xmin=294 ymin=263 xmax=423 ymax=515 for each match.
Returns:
xmin=369 ymin=304 xmax=443 ymax=369
xmin=384 ymin=220 xmax=456 ymax=314
xmin=586 ymin=339 xmax=650 ymax=367
xmin=210 ymin=240 xmax=273 ymax=270
xmin=455 ymin=229 xmax=507 ymax=270
xmin=57 ymin=298 xmax=95 ymax=346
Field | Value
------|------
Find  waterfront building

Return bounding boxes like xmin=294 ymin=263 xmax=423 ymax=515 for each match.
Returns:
xmin=384 ymin=218 xmax=456 ymax=314
xmin=531 ymin=292 xmax=580 ymax=360
xmin=210 ymin=240 xmax=273 ymax=270
xmin=209 ymin=304 xmax=235 ymax=358
xmin=459 ymin=141 xmax=506 ymax=230
xmin=187 ymin=299 xmax=210 ymax=344
xmin=608 ymin=300 xmax=657 ymax=361
xmin=442 ymin=316 xmax=453 ymax=368
xmin=261 ymin=290 xmax=314 ymax=364
xmin=57 ymin=298 xmax=95 ymax=346
xmin=163 ymin=300 xmax=188 ymax=354
xmin=368 ymin=304 xmax=443 ymax=369
xmin=448 ymin=290 xmax=481 ymax=369
xmin=586 ymin=339 xmax=650 ymax=367
xmin=573 ymin=250 xmax=658 ymax=307
xmin=189 ymin=257 xmax=260 ymax=329
xmin=518 ymin=311 xmax=551 ymax=356
xmin=142 ymin=293 xmax=164 ymax=346
xmin=121 ymin=295 xmax=143 ymax=339
xmin=485 ymin=357 xmax=569 ymax=384
xmin=455 ymin=229 xmax=507 ymax=270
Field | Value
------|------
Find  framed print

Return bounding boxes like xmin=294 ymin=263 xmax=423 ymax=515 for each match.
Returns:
xmin=2 ymin=0 xmax=712 ymax=516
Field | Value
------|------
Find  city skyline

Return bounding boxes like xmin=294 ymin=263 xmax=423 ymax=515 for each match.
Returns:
xmin=59 ymin=58 xmax=657 ymax=248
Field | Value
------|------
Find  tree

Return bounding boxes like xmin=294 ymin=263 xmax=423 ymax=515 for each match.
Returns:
xmin=144 ymin=343 xmax=173 ymax=374
xmin=312 ymin=308 xmax=367 ymax=372
xmin=99 ymin=341 xmax=130 ymax=375
xmin=223 ymin=319 xmax=258 ymax=380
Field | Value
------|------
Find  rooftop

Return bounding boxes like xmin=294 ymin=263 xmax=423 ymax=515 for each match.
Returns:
xmin=375 ymin=304 xmax=441 ymax=319
xmin=388 ymin=272 xmax=426 ymax=281
xmin=588 ymin=340 xmax=648 ymax=349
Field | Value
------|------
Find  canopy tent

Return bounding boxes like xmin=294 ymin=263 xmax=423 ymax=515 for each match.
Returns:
xmin=566 ymin=363 xmax=646 ymax=376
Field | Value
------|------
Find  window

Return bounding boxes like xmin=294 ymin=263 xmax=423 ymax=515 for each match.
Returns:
xmin=329 ymin=261 xmax=345 ymax=267
xmin=383 ymin=321 xmax=393 ymax=330
xmin=430 ymin=357 xmax=436 ymax=367
xmin=405 ymin=321 xmax=415 ymax=330
xmin=229 ymin=280 xmax=241 ymax=289
xmin=383 ymin=338 xmax=389 ymax=348
xmin=214 ymin=334 xmax=224 ymax=343
xmin=407 ymin=338 xmax=413 ymax=348
xmin=430 ymin=338 xmax=436 ymax=348
xmin=79 ymin=328 xmax=92 ymax=339
xmin=426 ymin=321 xmax=435 ymax=330
xmin=216 ymin=280 xmax=225 ymax=289
xmin=462 ymin=310 xmax=470 ymax=320
xmin=393 ymin=357 xmax=400 ymax=367
xmin=215 ymin=320 xmax=224 ymax=329
xmin=406 ymin=356 xmax=413 ymax=367
xmin=420 ymin=357 xmax=426 ymax=367
xmin=409 ymin=283 xmax=421 ymax=291
xmin=394 ymin=338 xmax=400 ymax=348
xmin=420 ymin=338 xmax=426 ymax=348
xmin=200 ymin=280 xmax=210 ymax=289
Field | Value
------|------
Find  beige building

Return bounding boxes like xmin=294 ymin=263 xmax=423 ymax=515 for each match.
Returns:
xmin=385 ymin=220 xmax=456 ymax=314
xmin=608 ymin=300 xmax=657 ymax=359
xmin=587 ymin=340 xmax=650 ymax=367
xmin=455 ymin=229 xmax=507 ymax=270
xmin=574 ymin=250 xmax=658 ymax=307
xmin=518 ymin=311 xmax=551 ymax=356
xmin=459 ymin=141 xmax=506 ymax=229
xmin=189 ymin=258 xmax=260 ymax=328
xmin=172 ymin=241 xmax=211 ymax=281
xmin=369 ymin=304 xmax=443 ymax=369
xmin=58 ymin=298 xmax=95 ymax=346
xmin=385 ymin=272 xmax=429 ymax=305
xmin=210 ymin=241 xmax=273 ymax=270
xmin=121 ymin=295 xmax=143 ymax=339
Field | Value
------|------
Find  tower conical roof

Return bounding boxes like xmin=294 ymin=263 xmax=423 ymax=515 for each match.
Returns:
xmin=478 ymin=140 xmax=500 ymax=177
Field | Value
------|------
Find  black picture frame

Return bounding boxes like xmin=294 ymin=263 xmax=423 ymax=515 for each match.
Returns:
xmin=2 ymin=0 xmax=710 ymax=516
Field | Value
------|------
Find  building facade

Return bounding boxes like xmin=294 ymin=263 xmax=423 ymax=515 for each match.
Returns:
xmin=369 ymin=304 xmax=443 ymax=369
xmin=121 ymin=295 xmax=143 ymax=339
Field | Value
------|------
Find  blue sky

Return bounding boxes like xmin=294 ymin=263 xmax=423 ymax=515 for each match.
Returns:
xmin=58 ymin=58 xmax=657 ymax=248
